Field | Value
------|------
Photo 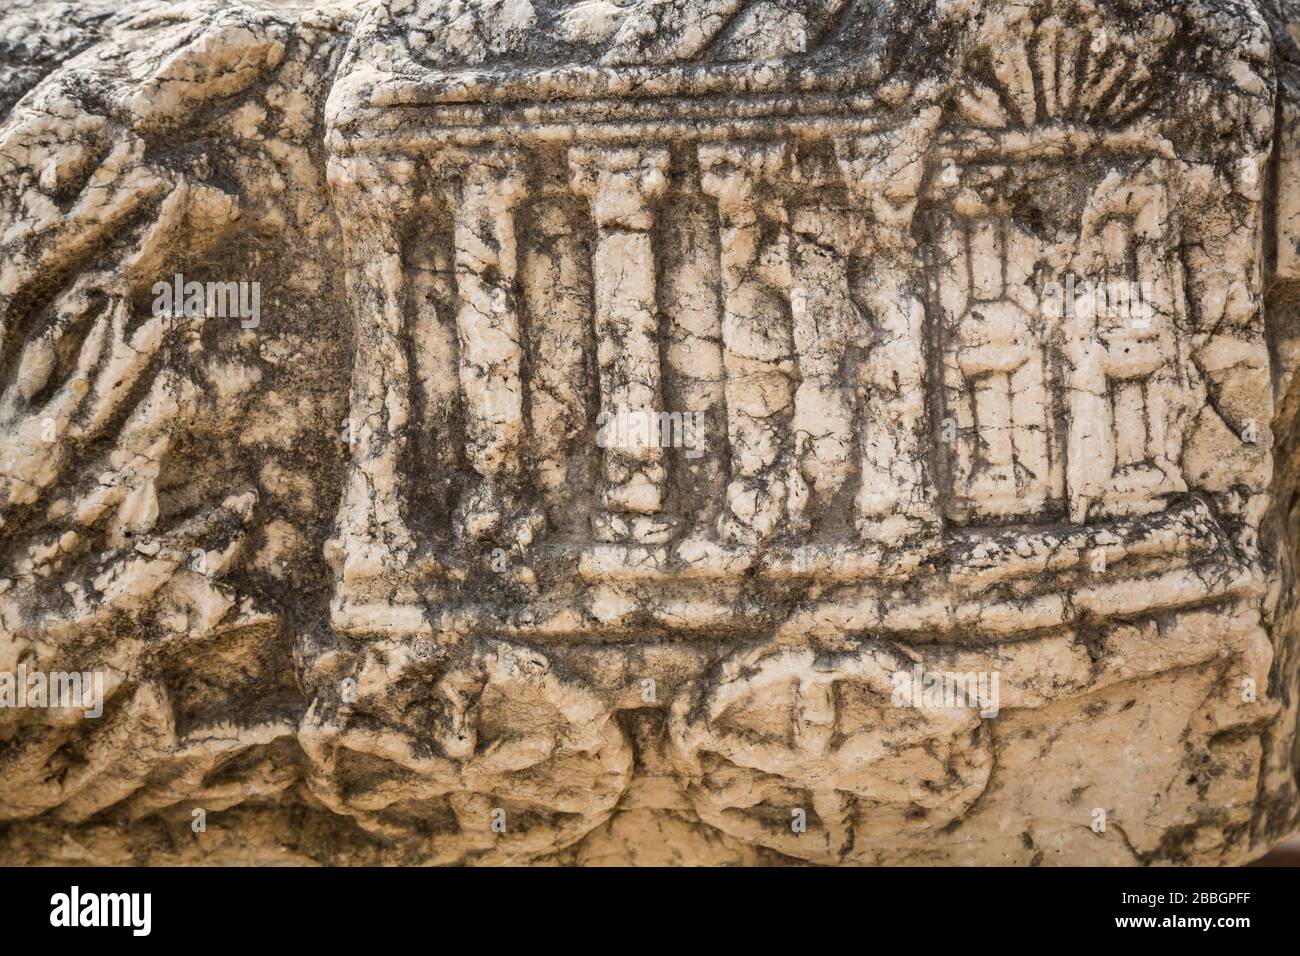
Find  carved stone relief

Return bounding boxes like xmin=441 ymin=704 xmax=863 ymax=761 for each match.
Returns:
xmin=0 ymin=0 xmax=1298 ymax=866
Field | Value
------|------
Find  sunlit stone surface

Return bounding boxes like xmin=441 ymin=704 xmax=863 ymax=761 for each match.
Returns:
xmin=1 ymin=0 xmax=1300 ymax=865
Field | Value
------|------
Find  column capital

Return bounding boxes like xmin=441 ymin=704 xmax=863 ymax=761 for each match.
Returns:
xmin=427 ymin=147 xmax=531 ymax=213
xmin=568 ymin=146 xmax=670 ymax=230
xmin=833 ymin=107 xmax=940 ymax=240
xmin=697 ymin=140 xmax=793 ymax=217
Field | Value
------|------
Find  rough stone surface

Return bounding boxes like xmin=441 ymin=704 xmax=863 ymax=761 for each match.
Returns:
xmin=1 ymin=0 xmax=1299 ymax=865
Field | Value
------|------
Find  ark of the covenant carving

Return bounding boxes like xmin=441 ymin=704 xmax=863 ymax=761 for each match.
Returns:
xmin=0 ymin=0 xmax=1299 ymax=866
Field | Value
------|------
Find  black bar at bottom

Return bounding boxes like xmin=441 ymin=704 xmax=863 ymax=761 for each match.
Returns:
xmin=0 ymin=864 xmax=1289 ymax=943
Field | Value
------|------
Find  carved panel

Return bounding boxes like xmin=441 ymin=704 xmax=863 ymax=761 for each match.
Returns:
xmin=0 ymin=0 xmax=1292 ymax=867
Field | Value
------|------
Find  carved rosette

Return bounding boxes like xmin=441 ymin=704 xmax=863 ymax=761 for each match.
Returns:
xmin=299 ymin=638 xmax=632 ymax=864
xmin=668 ymin=645 xmax=994 ymax=863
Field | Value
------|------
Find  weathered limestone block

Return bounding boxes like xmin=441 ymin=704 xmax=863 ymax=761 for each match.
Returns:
xmin=1 ymin=0 xmax=1299 ymax=867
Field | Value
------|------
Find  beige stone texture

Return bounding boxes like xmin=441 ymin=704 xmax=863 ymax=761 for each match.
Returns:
xmin=1 ymin=0 xmax=1299 ymax=866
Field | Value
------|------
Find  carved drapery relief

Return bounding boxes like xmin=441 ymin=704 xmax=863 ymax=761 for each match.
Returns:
xmin=0 ymin=3 xmax=303 ymax=843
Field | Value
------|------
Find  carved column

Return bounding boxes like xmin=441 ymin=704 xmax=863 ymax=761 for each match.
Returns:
xmin=326 ymin=154 xmax=419 ymax=585
xmin=953 ymin=216 xmax=1052 ymax=519
xmin=788 ymin=205 xmax=858 ymax=532
xmin=450 ymin=150 xmax=530 ymax=541
xmin=1065 ymin=166 xmax=1187 ymax=523
xmin=521 ymin=197 xmax=594 ymax=522
xmin=569 ymin=146 xmax=673 ymax=542
xmin=659 ymin=186 xmax=728 ymax=539
xmin=835 ymin=115 xmax=942 ymax=549
xmin=699 ymin=140 xmax=796 ymax=544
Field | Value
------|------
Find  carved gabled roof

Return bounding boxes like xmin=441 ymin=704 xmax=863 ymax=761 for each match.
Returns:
xmin=346 ymin=0 xmax=926 ymax=73
xmin=325 ymin=0 xmax=952 ymax=143
xmin=326 ymin=0 xmax=1273 ymax=166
